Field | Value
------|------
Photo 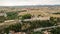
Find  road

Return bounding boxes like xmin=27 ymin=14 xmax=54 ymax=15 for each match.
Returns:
xmin=34 ymin=25 xmax=60 ymax=32
xmin=0 ymin=20 xmax=19 ymax=30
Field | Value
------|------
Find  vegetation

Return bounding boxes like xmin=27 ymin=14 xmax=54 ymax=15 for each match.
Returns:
xmin=6 ymin=12 xmax=18 ymax=20
xmin=51 ymin=27 xmax=60 ymax=34
xmin=30 ymin=32 xmax=43 ymax=34
xmin=0 ymin=6 xmax=60 ymax=34
xmin=50 ymin=17 xmax=60 ymax=25
xmin=21 ymin=14 xmax=31 ymax=20
xmin=21 ymin=20 xmax=56 ymax=32
xmin=4 ymin=23 xmax=21 ymax=34
xmin=0 ymin=16 xmax=5 ymax=23
xmin=53 ymin=12 xmax=60 ymax=14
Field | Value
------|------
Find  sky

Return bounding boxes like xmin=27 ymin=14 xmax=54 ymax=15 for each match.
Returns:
xmin=0 ymin=0 xmax=60 ymax=6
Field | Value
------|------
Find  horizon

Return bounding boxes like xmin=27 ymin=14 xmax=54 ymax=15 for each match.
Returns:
xmin=0 ymin=5 xmax=60 ymax=6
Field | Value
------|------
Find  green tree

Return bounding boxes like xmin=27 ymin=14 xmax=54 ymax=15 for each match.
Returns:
xmin=9 ymin=23 xmax=21 ymax=32
xmin=0 ymin=16 xmax=5 ymax=23
xmin=51 ymin=27 xmax=60 ymax=34
xmin=4 ymin=28 xmax=10 ymax=34
xmin=6 ymin=12 xmax=18 ymax=20
xmin=50 ymin=17 xmax=57 ymax=25
xmin=4 ymin=23 xmax=21 ymax=33
xmin=21 ymin=14 xmax=31 ymax=20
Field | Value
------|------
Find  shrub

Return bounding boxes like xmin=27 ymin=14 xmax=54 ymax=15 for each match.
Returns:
xmin=21 ymin=14 xmax=31 ymax=20
xmin=9 ymin=23 xmax=21 ymax=32
xmin=4 ymin=23 xmax=21 ymax=33
xmin=51 ymin=27 xmax=60 ymax=34
xmin=0 ymin=16 xmax=5 ymax=23
xmin=6 ymin=12 xmax=18 ymax=20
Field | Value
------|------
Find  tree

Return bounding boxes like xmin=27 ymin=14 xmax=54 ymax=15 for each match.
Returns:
xmin=30 ymin=32 xmax=43 ymax=34
xmin=9 ymin=23 xmax=21 ymax=32
xmin=4 ymin=28 xmax=10 ymax=34
xmin=6 ymin=12 xmax=18 ymax=20
xmin=4 ymin=23 xmax=21 ymax=33
xmin=51 ymin=27 xmax=60 ymax=34
xmin=21 ymin=14 xmax=31 ymax=20
xmin=50 ymin=17 xmax=57 ymax=25
xmin=0 ymin=16 xmax=5 ymax=23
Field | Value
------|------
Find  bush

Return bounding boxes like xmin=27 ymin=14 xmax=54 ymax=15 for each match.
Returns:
xmin=9 ymin=23 xmax=21 ymax=32
xmin=21 ymin=20 xmax=56 ymax=32
xmin=21 ymin=14 xmax=31 ymax=20
xmin=0 ymin=16 xmax=5 ymax=23
xmin=51 ymin=27 xmax=60 ymax=34
xmin=4 ymin=23 xmax=21 ymax=33
xmin=53 ymin=12 xmax=60 ymax=14
xmin=6 ymin=12 xmax=18 ymax=20
xmin=31 ymin=32 xmax=43 ymax=34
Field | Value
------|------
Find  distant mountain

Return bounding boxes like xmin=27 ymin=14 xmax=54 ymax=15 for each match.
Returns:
xmin=0 ymin=5 xmax=60 ymax=8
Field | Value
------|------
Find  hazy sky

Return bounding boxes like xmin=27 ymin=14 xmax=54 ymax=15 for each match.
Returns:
xmin=0 ymin=0 xmax=60 ymax=6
